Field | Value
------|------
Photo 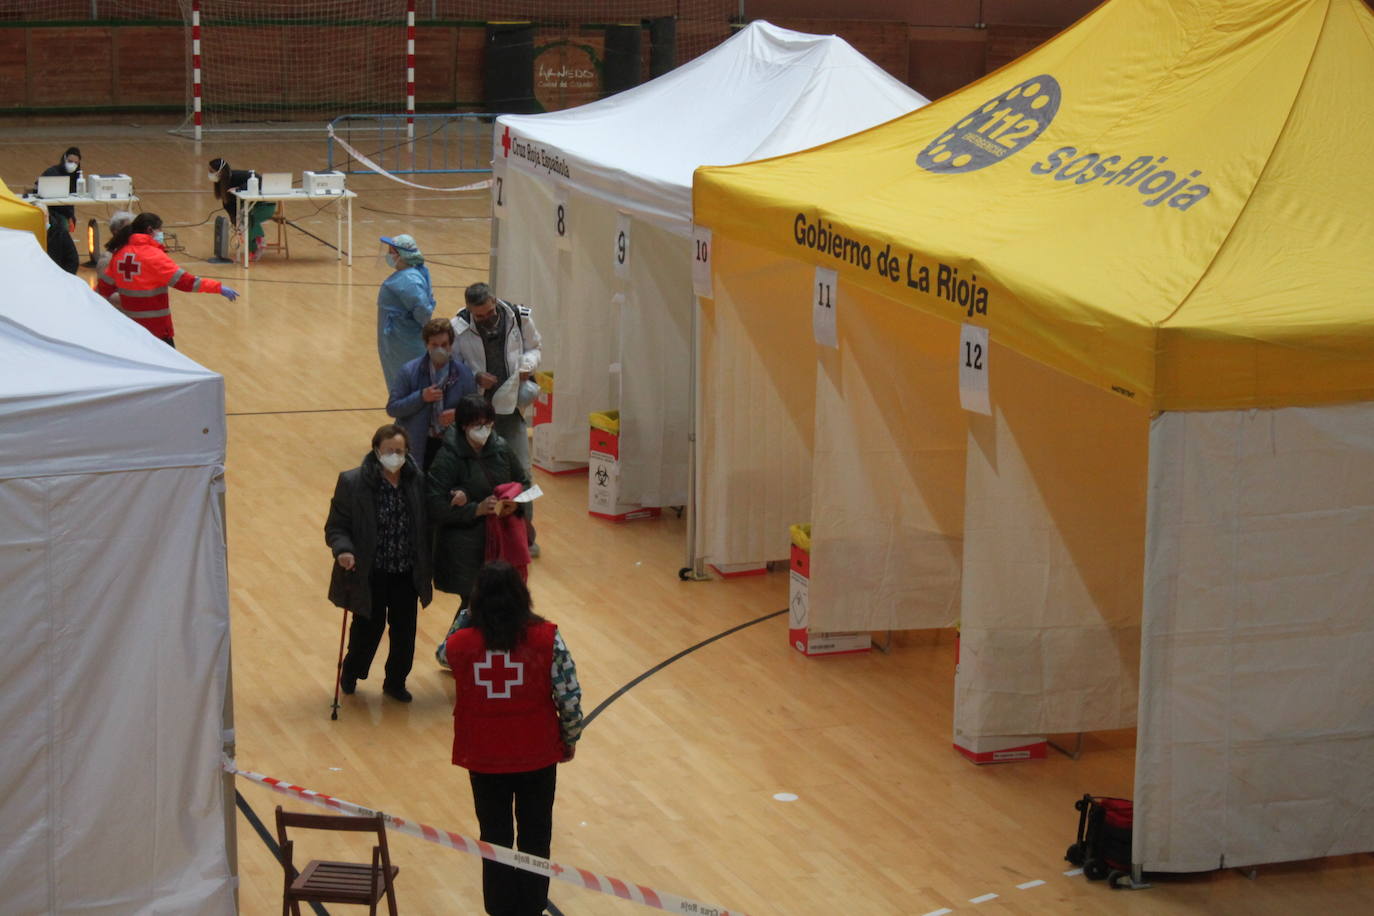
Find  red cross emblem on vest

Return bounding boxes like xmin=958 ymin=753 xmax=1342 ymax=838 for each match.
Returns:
xmin=473 ymin=650 xmax=524 ymax=698
xmin=116 ymin=252 xmax=141 ymax=282
xmin=501 ymin=125 xmax=512 ymax=157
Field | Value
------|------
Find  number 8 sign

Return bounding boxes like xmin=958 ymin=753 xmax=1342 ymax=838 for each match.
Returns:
xmin=554 ymin=188 xmax=570 ymax=250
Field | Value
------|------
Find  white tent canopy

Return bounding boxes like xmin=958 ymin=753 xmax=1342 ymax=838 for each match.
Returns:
xmin=491 ymin=22 xmax=928 ymax=508
xmin=0 ymin=229 xmax=234 ymax=914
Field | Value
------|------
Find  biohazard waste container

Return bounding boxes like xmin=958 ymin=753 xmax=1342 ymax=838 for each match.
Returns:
xmin=788 ymin=523 xmax=870 ymax=657
xmin=588 ymin=410 xmax=660 ymax=521
xmin=531 ymin=371 xmax=586 ymax=474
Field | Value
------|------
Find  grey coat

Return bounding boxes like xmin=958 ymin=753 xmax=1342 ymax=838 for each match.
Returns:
xmin=324 ymin=451 xmax=433 ymax=617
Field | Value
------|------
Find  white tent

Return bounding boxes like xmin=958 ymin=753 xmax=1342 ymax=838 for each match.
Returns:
xmin=491 ymin=21 xmax=928 ymax=509
xmin=0 ymin=229 xmax=235 ymax=914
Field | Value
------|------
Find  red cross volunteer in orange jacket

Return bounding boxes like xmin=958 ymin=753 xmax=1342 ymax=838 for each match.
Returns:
xmin=446 ymin=560 xmax=582 ymax=916
xmin=98 ymin=212 xmax=239 ymax=347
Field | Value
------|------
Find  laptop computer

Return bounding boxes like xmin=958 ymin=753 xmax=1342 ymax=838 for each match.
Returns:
xmin=37 ymin=175 xmax=72 ymax=199
xmin=259 ymin=172 xmax=293 ymax=195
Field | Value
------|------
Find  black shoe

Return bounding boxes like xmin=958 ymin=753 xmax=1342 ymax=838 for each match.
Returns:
xmin=382 ymin=684 xmax=413 ymax=703
xmin=340 ymin=672 xmax=357 ymax=695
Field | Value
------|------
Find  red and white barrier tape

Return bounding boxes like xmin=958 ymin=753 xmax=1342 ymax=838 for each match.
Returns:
xmin=327 ymin=126 xmax=493 ymax=193
xmin=226 ymin=759 xmax=748 ymax=916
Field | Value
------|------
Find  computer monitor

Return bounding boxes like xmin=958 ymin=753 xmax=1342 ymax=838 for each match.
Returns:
xmin=37 ymin=176 xmax=72 ymax=199
xmin=259 ymin=172 xmax=293 ymax=195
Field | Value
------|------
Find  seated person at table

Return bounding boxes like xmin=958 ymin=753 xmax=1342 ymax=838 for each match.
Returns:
xmin=208 ymin=157 xmax=276 ymax=262
xmin=37 ymin=146 xmax=82 ymax=229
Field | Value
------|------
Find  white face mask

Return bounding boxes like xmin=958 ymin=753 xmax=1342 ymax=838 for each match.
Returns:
xmin=385 ymin=250 xmax=400 ymax=269
xmin=64 ymin=160 xmax=78 ymax=174
xmin=466 ymin=424 xmax=493 ymax=446
xmin=152 ymin=230 xmax=165 ymax=244
xmin=376 ymin=451 xmax=406 ymax=472
xmin=428 ymin=346 xmax=450 ymax=365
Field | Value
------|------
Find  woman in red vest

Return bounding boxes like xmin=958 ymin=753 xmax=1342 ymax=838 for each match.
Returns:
xmin=446 ymin=561 xmax=582 ymax=916
xmin=100 ymin=212 xmax=239 ymax=347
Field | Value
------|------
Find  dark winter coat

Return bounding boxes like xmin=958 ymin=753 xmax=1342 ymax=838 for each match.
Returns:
xmin=45 ymin=221 xmax=80 ymax=274
xmin=426 ymin=427 xmax=529 ymax=597
xmin=325 ymin=451 xmax=433 ymax=618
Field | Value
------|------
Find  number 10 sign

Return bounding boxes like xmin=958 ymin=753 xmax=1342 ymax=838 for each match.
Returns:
xmin=959 ymin=323 xmax=990 ymax=415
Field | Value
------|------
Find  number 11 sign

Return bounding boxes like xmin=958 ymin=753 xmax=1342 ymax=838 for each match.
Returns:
xmin=813 ymin=267 xmax=837 ymax=349
xmin=959 ymin=323 xmax=990 ymax=415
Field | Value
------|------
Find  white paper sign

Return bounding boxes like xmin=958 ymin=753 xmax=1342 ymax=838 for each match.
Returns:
xmin=959 ymin=323 xmax=991 ymax=415
xmin=613 ymin=212 xmax=630 ymax=277
xmin=690 ymin=225 xmax=713 ymax=298
xmin=554 ymin=188 xmax=570 ymax=250
xmin=513 ymin=484 xmax=544 ymax=503
xmin=813 ymin=266 xmax=838 ymax=348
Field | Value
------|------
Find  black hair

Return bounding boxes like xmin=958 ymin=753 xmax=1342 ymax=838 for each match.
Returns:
xmin=455 ymin=393 xmax=495 ymax=429
xmin=468 ymin=561 xmax=544 ymax=652
xmin=209 ymin=158 xmax=232 ymax=202
xmin=62 ymin=147 xmax=81 ymax=160
xmin=371 ymin=423 xmax=409 ymax=451
xmin=465 ymin=282 xmax=494 ymax=308
xmin=108 ymin=212 xmax=163 ymax=251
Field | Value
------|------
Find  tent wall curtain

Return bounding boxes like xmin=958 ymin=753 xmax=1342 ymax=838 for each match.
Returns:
xmin=0 ymin=465 xmax=234 ymax=914
xmin=955 ymin=346 xmax=1146 ymax=739
xmin=618 ymin=218 xmax=692 ymax=507
xmin=808 ymin=285 xmax=966 ymax=632
xmin=1135 ymin=406 xmax=1374 ymax=872
xmin=694 ymin=237 xmax=815 ymax=567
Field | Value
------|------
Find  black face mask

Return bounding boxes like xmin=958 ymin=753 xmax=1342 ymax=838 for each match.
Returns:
xmin=474 ymin=311 xmax=499 ymax=335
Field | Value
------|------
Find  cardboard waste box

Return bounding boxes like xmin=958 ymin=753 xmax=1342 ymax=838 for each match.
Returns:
xmin=788 ymin=524 xmax=870 ymax=657
xmin=588 ymin=410 xmax=661 ymax=521
xmin=531 ymin=371 xmax=586 ymax=474
xmin=952 ymin=625 xmax=1047 ymax=764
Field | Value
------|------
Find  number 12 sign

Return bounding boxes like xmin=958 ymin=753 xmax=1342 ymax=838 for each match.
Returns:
xmin=959 ymin=323 xmax=990 ymax=415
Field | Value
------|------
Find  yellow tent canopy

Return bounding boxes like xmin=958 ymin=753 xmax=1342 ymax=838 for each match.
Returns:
xmin=695 ymin=0 xmax=1374 ymax=411
xmin=0 ymin=178 xmax=46 ymax=251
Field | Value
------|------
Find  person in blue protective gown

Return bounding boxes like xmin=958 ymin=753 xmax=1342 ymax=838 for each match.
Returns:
xmin=376 ymin=233 xmax=436 ymax=387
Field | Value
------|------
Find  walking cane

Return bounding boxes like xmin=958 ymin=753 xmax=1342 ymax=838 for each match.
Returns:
xmin=330 ymin=609 xmax=349 ymax=720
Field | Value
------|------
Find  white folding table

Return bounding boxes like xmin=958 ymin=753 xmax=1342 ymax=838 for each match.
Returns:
xmin=229 ymin=188 xmax=357 ymax=268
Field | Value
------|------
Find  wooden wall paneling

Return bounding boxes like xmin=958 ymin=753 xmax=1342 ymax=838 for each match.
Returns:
xmin=112 ymin=27 xmax=184 ymax=107
xmin=28 ymin=27 xmax=116 ymax=107
xmin=0 ymin=30 xmax=27 ymax=107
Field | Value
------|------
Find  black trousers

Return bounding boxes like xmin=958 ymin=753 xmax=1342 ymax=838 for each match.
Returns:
xmin=423 ymin=434 xmax=443 ymax=471
xmin=469 ymin=765 xmax=557 ymax=916
xmin=343 ymin=569 xmax=418 ymax=689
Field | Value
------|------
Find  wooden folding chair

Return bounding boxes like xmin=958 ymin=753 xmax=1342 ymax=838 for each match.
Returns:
xmin=275 ymin=805 xmax=399 ymax=915
xmin=263 ymin=203 xmax=290 ymax=259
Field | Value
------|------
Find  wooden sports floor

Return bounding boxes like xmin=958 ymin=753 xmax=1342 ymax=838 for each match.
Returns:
xmin=4 ymin=125 xmax=1372 ymax=915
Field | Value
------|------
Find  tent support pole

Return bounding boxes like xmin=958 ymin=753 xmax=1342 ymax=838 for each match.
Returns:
xmin=217 ymin=481 xmax=239 ymax=909
xmin=680 ymin=291 xmax=709 ymax=581
xmin=1048 ymin=732 xmax=1085 ymax=760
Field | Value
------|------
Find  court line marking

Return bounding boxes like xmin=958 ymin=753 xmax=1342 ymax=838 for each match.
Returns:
xmin=582 ymin=608 xmax=787 ymax=728
xmin=969 ymin=892 xmax=999 ymax=903
xmin=1017 ymin=878 xmax=1046 ymax=889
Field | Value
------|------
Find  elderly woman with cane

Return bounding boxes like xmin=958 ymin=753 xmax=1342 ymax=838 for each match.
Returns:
xmin=325 ymin=424 xmax=432 ymax=708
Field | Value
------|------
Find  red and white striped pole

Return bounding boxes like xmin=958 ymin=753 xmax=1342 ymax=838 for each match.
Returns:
xmin=405 ymin=0 xmax=416 ymax=142
xmin=191 ymin=0 xmax=203 ymax=141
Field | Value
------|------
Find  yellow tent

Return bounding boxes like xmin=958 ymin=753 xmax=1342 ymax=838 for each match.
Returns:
xmin=0 ymin=179 xmax=46 ymax=250
xmin=691 ymin=0 xmax=1374 ymax=876
xmin=698 ymin=0 xmax=1374 ymax=411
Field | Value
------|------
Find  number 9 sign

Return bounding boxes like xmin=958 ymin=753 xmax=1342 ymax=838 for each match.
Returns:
xmin=613 ymin=213 xmax=630 ymax=277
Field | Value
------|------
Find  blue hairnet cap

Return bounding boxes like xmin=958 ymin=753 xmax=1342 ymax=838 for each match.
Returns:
xmin=380 ymin=234 xmax=420 ymax=253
